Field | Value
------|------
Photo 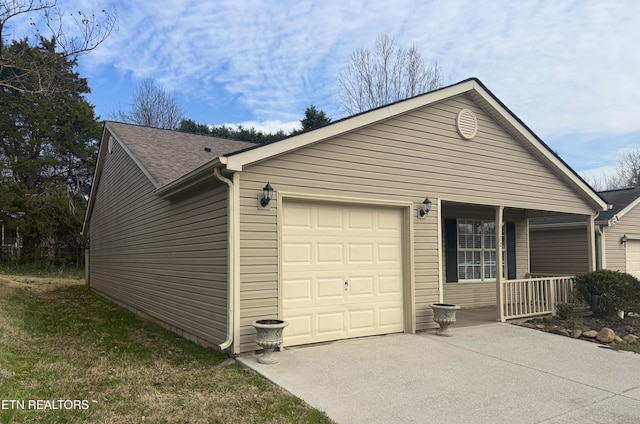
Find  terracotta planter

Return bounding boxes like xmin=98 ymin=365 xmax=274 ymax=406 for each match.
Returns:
xmin=431 ymin=303 xmax=461 ymax=337
xmin=251 ymin=319 xmax=289 ymax=364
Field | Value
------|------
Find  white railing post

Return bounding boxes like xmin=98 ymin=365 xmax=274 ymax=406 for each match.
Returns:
xmin=549 ymin=278 xmax=556 ymax=315
xmin=501 ymin=275 xmax=575 ymax=320
xmin=495 ymin=206 xmax=505 ymax=322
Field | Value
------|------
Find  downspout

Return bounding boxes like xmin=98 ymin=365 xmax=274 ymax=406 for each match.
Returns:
xmin=214 ymin=167 xmax=234 ymax=351
xmin=587 ymin=210 xmax=601 ymax=272
xmin=595 ymin=226 xmax=604 ymax=270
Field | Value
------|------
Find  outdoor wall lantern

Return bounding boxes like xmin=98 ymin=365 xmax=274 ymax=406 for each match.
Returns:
xmin=418 ymin=196 xmax=432 ymax=218
xmin=259 ymin=182 xmax=274 ymax=209
xmin=621 ymin=235 xmax=628 ymax=244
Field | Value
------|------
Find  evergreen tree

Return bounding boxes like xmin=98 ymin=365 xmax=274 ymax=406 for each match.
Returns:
xmin=291 ymin=105 xmax=332 ymax=135
xmin=0 ymin=38 xmax=100 ymax=265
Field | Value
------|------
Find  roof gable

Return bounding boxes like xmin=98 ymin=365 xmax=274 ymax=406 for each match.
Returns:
xmin=599 ymin=186 xmax=640 ymax=221
xmin=530 ymin=187 xmax=640 ymax=228
xmin=82 ymin=122 xmax=255 ymax=234
xmin=105 ymin=122 xmax=255 ymax=187
xmin=218 ymin=78 xmax=606 ymax=212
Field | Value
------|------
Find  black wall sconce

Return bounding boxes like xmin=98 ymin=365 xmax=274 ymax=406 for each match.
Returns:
xmin=259 ymin=182 xmax=274 ymax=209
xmin=418 ymin=196 xmax=432 ymax=218
xmin=621 ymin=235 xmax=628 ymax=244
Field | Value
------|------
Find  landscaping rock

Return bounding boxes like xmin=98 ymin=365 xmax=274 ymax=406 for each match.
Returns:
xmin=582 ymin=330 xmax=598 ymax=338
xmin=571 ymin=329 xmax=582 ymax=339
xmin=614 ymin=335 xmax=623 ymax=344
xmin=596 ymin=327 xmax=616 ymax=343
xmin=624 ymin=334 xmax=638 ymax=344
xmin=550 ymin=326 xmax=570 ymax=337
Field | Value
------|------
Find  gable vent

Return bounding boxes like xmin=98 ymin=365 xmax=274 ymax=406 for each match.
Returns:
xmin=456 ymin=108 xmax=478 ymax=140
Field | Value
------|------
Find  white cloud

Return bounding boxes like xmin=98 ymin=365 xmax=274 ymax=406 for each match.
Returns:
xmin=220 ymin=120 xmax=301 ymax=135
xmin=62 ymin=0 xmax=640 ymax=172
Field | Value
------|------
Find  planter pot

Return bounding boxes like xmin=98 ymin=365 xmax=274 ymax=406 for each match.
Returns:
xmin=251 ymin=319 xmax=289 ymax=364
xmin=431 ymin=303 xmax=461 ymax=337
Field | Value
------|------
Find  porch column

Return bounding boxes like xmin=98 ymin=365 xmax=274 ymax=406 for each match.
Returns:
xmin=495 ymin=206 xmax=505 ymax=322
xmin=587 ymin=215 xmax=596 ymax=271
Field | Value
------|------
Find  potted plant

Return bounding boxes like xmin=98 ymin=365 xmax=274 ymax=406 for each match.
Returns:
xmin=251 ymin=319 xmax=289 ymax=364
xmin=430 ymin=303 xmax=461 ymax=336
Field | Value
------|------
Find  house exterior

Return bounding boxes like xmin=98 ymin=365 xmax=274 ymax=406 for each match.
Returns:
xmin=82 ymin=78 xmax=607 ymax=355
xmin=530 ymin=186 xmax=640 ymax=279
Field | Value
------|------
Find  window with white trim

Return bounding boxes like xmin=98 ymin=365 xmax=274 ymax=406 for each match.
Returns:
xmin=457 ymin=220 xmax=506 ymax=281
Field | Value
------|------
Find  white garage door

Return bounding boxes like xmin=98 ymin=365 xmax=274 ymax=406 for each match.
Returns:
xmin=282 ymin=201 xmax=404 ymax=346
xmin=626 ymin=240 xmax=640 ymax=279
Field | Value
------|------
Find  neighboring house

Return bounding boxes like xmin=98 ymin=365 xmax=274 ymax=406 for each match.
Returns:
xmin=530 ymin=186 xmax=640 ymax=279
xmin=82 ymin=78 xmax=607 ymax=355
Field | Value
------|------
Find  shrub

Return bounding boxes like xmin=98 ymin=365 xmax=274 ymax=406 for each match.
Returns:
xmin=574 ymin=270 xmax=640 ymax=319
xmin=555 ymin=303 xmax=574 ymax=320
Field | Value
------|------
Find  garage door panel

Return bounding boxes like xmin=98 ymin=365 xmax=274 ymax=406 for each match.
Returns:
xmin=348 ymin=277 xmax=374 ymax=296
xmin=378 ymin=209 xmax=402 ymax=229
xmin=627 ymin=240 xmax=640 ymax=279
xmin=283 ymin=279 xmax=312 ymax=301
xmin=317 ymin=208 xmax=343 ymax=228
xmin=379 ymin=243 xmax=402 ymax=262
xmin=317 ymin=312 xmax=346 ymax=335
xmin=283 ymin=204 xmax=312 ymax=227
xmin=379 ymin=307 xmax=404 ymax=327
xmin=317 ymin=243 xmax=344 ymax=263
xmin=349 ymin=244 xmax=374 ymax=262
xmin=283 ymin=243 xmax=312 ymax=263
xmin=286 ymin=315 xmax=312 ymax=339
xmin=348 ymin=210 xmax=373 ymax=230
xmin=379 ymin=276 xmax=403 ymax=294
xmin=282 ymin=201 xmax=404 ymax=347
xmin=317 ymin=277 xmax=345 ymax=299
xmin=349 ymin=310 xmax=375 ymax=330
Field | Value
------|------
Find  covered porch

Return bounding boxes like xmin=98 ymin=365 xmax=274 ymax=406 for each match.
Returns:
xmin=451 ymin=276 xmax=581 ymax=324
xmin=439 ymin=201 xmax=595 ymax=322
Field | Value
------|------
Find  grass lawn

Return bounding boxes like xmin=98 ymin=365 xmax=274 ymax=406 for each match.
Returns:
xmin=0 ymin=274 xmax=332 ymax=424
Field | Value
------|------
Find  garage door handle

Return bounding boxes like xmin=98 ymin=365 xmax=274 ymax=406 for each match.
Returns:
xmin=344 ymin=280 xmax=348 ymax=291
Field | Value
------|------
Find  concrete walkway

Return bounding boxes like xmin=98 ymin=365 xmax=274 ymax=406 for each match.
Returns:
xmin=237 ymin=323 xmax=640 ymax=424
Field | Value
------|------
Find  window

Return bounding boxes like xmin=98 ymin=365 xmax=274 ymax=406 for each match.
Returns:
xmin=457 ymin=220 xmax=506 ymax=281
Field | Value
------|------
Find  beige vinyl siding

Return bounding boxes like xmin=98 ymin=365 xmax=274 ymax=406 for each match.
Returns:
xmin=529 ymin=227 xmax=589 ymax=275
xmin=444 ymin=283 xmax=496 ymax=308
xmin=235 ymin=94 xmax=596 ymax=352
xmin=238 ymin=191 xmax=279 ymax=351
xmin=604 ymin=205 xmax=640 ymax=272
xmin=89 ymin=135 xmax=228 ymax=346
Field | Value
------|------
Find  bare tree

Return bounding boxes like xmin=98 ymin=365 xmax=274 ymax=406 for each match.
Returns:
xmin=338 ymin=34 xmax=444 ymax=115
xmin=612 ymin=150 xmax=640 ymax=188
xmin=113 ymin=79 xmax=184 ymax=129
xmin=585 ymin=174 xmax=620 ymax=192
xmin=585 ymin=149 xmax=640 ymax=191
xmin=0 ymin=0 xmax=117 ymax=94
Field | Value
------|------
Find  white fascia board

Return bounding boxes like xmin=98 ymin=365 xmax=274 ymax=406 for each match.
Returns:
xmin=221 ymin=80 xmax=477 ymax=172
xmin=155 ymin=158 xmax=222 ymax=198
xmin=471 ymin=84 xmax=608 ymax=213
xmin=106 ymin=123 xmax=161 ymax=189
xmin=81 ymin=125 xmax=109 ymax=235
xmin=615 ymin=196 xmax=640 ymax=220
xmin=82 ymin=123 xmax=162 ymax=235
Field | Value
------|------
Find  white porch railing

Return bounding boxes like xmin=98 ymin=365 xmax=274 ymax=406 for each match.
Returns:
xmin=502 ymin=276 xmax=577 ymax=320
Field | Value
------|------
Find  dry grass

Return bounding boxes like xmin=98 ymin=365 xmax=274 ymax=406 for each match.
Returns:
xmin=0 ymin=275 xmax=332 ymax=424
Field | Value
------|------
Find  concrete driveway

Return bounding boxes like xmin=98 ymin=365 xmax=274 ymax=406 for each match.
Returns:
xmin=237 ymin=323 xmax=640 ymax=424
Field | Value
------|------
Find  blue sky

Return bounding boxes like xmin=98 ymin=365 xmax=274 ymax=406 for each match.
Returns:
xmin=51 ymin=0 xmax=640 ymax=182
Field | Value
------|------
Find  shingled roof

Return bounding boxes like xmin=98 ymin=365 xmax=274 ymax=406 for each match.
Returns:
xmin=598 ymin=186 xmax=640 ymax=221
xmin=531 ymin=186 xmax=640 ymax=226
xmin=106 ymin=121 xmax=256 ymax=187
